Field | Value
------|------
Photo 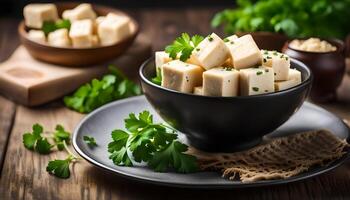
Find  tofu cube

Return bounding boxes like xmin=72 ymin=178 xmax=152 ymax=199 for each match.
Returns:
xmin=275 ymin=68 xmax=302 ymax=91
xmin=155 ymin=51 xmax=172 ymax=72
xmin=62 ymin=3 xmax=97 ymax=22
xmin=226 ymin=34 xmax=262 ymax=70
xmin=191 ymin=33 xmax=230 ymax=70
xmin=94 ymin=16 xmax=106 ymax=33
xmin=203 ymin=67 xmax=239 ymax=97
xmin=23 ymin=4 xmax=58 ymax=28
xmin=98 ymin=15 xmax=132 ymax=46
xmin=193 ymin=86 xmax=203 ymax=95
xmin=262 ymin=50 xmax=290 ymax=81
xmin=69 ymin=19 xmax=94 ymax=48
xmin=240 ymin=66 xmax=274 ymax=96
xmin=48 ymin=29 xmax=71 ymax=47
xmin=223 ymin=34 xmax=238 ymax=44
xmin=28 ymin=30 xmax=46 ymax=44
xmin=161 ymin=60 xmax=203 ymax=93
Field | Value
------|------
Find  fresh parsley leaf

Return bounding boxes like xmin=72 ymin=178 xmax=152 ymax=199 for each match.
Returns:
xmin=35 ymin=138 xmax=53 ymax=154
xmin=55 ymin=19 xmax=71 ymax=30
xmin=151 ymin=67 xmax=162 ymax=85
xmin=53 ymin=125 xmax=71 ymax=150
xmin=165 ymin=33 xmax=204 ymax=62
xmin=46 ymin=156 xmax=73 ymax=179
xmin=64 ymin=66 xmax=141 ymax=113
xmin=108 ymin=130 xmax=129 ymax=153
xmin=109 ymin=147 xmax=133 ymax=166
xmin=108 ymin=111 xmax=198 ymax=173
xmin=83 ymin=135 xmax=98 ymax=147
xmin=148 ymin=141 xmax=198 ymax=173
xmin=42 ymin=19 xmax=71 ymax=35
xmin=23 ymin=123 xmax=53 ymax=154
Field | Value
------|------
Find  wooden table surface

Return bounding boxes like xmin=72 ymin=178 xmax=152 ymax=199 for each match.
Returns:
xmin=1 ymin=8 xmax=350 ymax=200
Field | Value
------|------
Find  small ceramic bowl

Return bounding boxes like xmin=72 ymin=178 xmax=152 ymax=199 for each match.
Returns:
xmin=18 ymin=2 xmax=139 ymax=67
xmin=283 ymin=39 xmax=345 ymax=103
xmin=139 ymin=58 xmax=312 ymax=152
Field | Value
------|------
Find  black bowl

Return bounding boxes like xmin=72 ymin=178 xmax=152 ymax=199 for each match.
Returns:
xmin=139 ymin=58 xmax=313 ymax=152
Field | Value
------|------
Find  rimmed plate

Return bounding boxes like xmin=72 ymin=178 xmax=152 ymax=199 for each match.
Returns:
xmin=72 ymin=96 xmax=349 ymax=188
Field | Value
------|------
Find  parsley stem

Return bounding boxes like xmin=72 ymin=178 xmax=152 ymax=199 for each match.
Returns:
xmin=160 ymin=123 xmax=177 ymax=132
xmin=63 ymin=141 xmax=81 ymax=161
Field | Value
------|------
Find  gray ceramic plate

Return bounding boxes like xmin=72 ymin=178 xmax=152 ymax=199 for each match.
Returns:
xmin=72 ymin=96 xmax=350 ymax=188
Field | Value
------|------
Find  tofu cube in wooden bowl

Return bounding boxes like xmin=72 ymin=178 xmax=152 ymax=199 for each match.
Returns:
xmin=139 ymin=33 xmax=313 ymax=152
xmin=18 ymin=2 xmax=139 ymax=66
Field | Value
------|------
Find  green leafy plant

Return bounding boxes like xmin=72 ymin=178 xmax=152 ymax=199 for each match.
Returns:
xmin=64 ymin=65 xmax=142 ymax=113
xmin=212 ymin=0 xmax=350 ymax=38
xmin=83 ymin=135 xmax=98 ymax=147
xmin=42 ymin=19 xmax=71 ymax=35
xmin=165 ymin=33 xmax=204 ymax=62
xmin=108 ymin=111 xmax=198 ymax=173
xmin=23 ymin=123 xmax=80 ymax=179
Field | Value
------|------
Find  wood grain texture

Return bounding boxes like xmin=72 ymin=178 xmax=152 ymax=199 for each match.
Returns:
xmin=0 ymin=8 xmax=350 ymax=200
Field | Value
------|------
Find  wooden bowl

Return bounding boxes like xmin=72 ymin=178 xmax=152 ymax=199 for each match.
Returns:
xmin=283 ymin=39 xmax=346 ymax=103
xmin=18 ymin=2 xmax=139 ymax=67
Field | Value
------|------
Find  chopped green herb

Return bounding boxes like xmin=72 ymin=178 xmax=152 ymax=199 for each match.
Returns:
xmin=230 ymin=41 xmax=234 ymax=44
xmin=263 ymin=58 xmax=267 ymax=63
xmin=23 ymin=123 xmax=53 ymax=154
xmin=208 ymin=36 xmax=213 ymax=42
xmin=266 ymin=56 xmax=272 ymax=59
xmin=265 ymin=69 xmax=269 ymax=72
xmin=165 ymin=33 xmax=204 ymax=61
xmin=256 ymin=71 xmax=263 ymax=75
xmin=265 ymin=90 xmax=269 ymax=92
xmin=64 ymin=65 xmax=141 ymax=113
xmin=107 ymin=111 xmax=198 ymax=173
xmin=83 ymin=136 xmax=98 ymax=147
xmin=196 ymin=48 xmax=200 ymax=51
xmin=42 ymin=19 xmax=71 ymax=35
xmin=223 ymin=38 xmax=229 ymax=42
xmin=252 ymin=87 xmax=259 ymax=92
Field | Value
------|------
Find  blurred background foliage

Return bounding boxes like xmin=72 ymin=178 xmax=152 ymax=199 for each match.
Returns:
xmin=212 ymin=0 xmax=350 ymax=39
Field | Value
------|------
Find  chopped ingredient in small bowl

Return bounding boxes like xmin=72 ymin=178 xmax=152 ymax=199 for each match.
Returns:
xmin=289 ymin=38 xmax=337 ymax=53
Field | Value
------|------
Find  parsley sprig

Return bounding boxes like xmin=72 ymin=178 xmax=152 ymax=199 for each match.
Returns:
xmin=108 ymin=111 xmax=198 ymax=173
xmin=83 ymin=135 xmax=98 ymax=147
xmin=64 ymin=65 xmax=141 ymax=113
xmin=23 ymin=123 xmax=81 ymax=179
xmin=46 ymin=140 xmax=80 ymax=179
xmin=42 ymin=19 xmax=71 ymax=35
xmin=165 ymin=33 xmax=204 ymax=62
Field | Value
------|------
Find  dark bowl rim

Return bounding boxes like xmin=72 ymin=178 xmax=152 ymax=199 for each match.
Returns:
xmin=285 ymin=38 xmax=345 ymax=55
xmin=139 ymin=57 xmax=313 ymax=100
xmin=18 ymin=2 xmax=139 ymax=51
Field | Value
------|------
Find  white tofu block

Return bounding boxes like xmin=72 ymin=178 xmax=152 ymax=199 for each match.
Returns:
xmin=223 ymin=34 xmax=238 ymax=44
xmin=23 ymin=4 xmax=58 ymax=28
xmin=28 ymin=30 xmax=46 ymax=44
xmin=94 ymin=16 xmax=106 ymax=33
xmin=275 ymin=69 xmax=302 ymax=91
xmin=69 ymin=19 xmax=94 ymax=48
xmin=155 ymin=51 xmax=172 ymax=72
xmin=193 ymin=86 xmax=203 ymax=95
xmin=48 ymin=29 xmax=71 ymax=47
xmin=240 ymin=66 xmax=274 ymax=96
xmin=98 ymin=15 xmax=132 ymax=46
xmin=161 ymin=60 xmax=203 ymax=93
xmin=262 ymin=50 xmax=290 ymax=81
xmin=191 ymin=33 xmax=230 ymax=70
xmin=226 ymin=34 xmax=262 ymax=70
xmin=62 ymin=3 xmax=97 ymax=22
xmin=203 ymin=67 xmax=239 ymax=97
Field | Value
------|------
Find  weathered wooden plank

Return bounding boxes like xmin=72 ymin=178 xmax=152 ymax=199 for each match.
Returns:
xmin=0 ymin=18 xmax=20 ymax=174
xmin=0 ymin=8 xmax=350 ymax=200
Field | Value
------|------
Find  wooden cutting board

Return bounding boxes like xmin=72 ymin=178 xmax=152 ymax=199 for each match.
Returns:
xmin=0 ymin=34 xmax=151 ymax=106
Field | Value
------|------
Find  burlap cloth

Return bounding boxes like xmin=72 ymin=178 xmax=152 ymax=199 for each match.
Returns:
xmin=189 ymin=130 xmax=349 ymax=183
